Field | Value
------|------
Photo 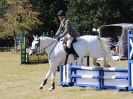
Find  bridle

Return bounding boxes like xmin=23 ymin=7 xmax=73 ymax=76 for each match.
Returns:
xmin=30 ymin=39 xmax=40 ymax=53
xmin=31 ymin=38 xmax=57 ymax=56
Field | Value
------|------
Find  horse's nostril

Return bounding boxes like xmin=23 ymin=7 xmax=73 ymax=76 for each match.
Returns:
xmin=29 ymin=53 xmax=32 ymax=56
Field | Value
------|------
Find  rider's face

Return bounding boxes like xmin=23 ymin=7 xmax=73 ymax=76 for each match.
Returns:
xmin=58 ymin=16 xmax=64 ymax=21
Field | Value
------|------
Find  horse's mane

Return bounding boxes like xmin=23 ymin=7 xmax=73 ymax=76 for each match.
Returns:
xmin=40 ymin=36 xmax=56 ymax=41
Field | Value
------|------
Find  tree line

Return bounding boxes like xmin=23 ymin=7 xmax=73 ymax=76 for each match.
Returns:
xmin=0 ymin=0 xmax=133 ymax=47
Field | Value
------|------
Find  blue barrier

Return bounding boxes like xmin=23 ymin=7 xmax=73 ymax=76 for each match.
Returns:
xmin=60 ymin=64 xmax=128 ymax=90
xmin=128 ymin=29 xmax=133 ymax=90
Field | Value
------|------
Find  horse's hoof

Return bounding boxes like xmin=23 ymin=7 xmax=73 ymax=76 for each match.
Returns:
xmin=96 ymin=63 xmax=100 ymax=66
xmin=39 ymin=86 xmax=43 ymax=90
xmin=48 ymin=87 xmax=55 ymax=91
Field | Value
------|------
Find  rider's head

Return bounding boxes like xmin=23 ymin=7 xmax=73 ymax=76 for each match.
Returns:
xmin=57 ymin=10 xmax=65 ymax=21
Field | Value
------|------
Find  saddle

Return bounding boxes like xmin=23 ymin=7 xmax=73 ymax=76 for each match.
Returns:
xmin=63 ymin=38 xmax=79 ymax=60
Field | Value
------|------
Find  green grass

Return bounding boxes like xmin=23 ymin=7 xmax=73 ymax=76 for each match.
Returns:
xmin=0 ymin=52 xmax=133 ymax=99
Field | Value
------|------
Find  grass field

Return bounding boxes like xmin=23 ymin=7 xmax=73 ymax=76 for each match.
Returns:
xmin=0 ymin=52 xmax=133 ymax=99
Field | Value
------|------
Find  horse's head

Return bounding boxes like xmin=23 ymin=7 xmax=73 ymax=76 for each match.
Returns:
xmin=29 ymin=36 xmax=57 ymax=56
xmin=29 ymin=35 xmax=40 ymax=56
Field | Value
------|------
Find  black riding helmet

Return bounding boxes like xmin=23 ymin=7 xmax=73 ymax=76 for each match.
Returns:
xmin=57 ymin=10 xmax=65 ymax=16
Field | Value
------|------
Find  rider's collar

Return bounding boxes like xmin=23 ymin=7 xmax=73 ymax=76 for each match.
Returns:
xmin=61 ymin=18 xmax=66 ymax=23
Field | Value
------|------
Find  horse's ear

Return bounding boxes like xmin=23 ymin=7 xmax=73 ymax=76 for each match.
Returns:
xmin=35 ymin=35 xmax=39 ymax=40
xmin=33 ymin=35 xmax=36 ymax=40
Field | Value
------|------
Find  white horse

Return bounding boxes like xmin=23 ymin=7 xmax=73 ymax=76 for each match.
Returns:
xmin=29 ymin=35 xmax=113 ymax=91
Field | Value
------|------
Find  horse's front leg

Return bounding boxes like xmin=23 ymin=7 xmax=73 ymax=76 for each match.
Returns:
xmin=39 ymin=67 xmax=51 ymax=90
xmin=49 ymin=71 xmax=56 ymax=91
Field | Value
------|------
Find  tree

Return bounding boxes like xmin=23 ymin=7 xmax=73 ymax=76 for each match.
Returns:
xmin=67 ymin=0 xmax=133 ymax=35
xmin=0 ymin=0 xmax=8 ymax=18
xmin=1 ymin=0 xmax=133 ymax=48
xmin=31 ymin=0 xmax=68 ymax=36
xmin=0 ymin=0 xmax=41 ymax=49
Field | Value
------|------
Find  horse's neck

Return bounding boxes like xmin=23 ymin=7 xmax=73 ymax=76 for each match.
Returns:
xmin=40 ymin=37 xmax=57 ymax=56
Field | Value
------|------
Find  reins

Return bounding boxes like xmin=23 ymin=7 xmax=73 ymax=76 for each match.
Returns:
xmin=36 ymin=39 xmax=57 ymax=55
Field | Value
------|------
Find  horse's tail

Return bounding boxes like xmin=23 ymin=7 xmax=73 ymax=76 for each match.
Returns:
xmin=98 ymin=37 xmax=114 ymax=66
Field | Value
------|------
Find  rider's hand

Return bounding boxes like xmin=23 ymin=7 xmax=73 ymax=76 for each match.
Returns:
xmin=53 ymin=35 xmax=60 ymax=41
xmin=53 ymin=35 xmax=57 ymax=39
xmin=57 ymin=37 xmax=60 ymax=41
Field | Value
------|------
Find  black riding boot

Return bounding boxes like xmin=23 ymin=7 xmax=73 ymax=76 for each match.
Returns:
xmin=70 ymin=44 xmax=79 ymax=60
xmin=65 ymin=46 xmax=78 ymax=60
xmin=63 ymin=41 xmax=79 ymax=60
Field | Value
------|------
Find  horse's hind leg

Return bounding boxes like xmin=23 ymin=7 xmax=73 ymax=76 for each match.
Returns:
xmin=103 ymin=55 xmax=107 ymax=66
xmin=93 ymin=58 xmax=100 ymax=66
xmin=103 ymin=55 xmax=111 ymax=67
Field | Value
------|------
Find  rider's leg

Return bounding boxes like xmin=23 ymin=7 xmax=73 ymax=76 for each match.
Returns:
xmin=63 ymin=35 xmax=70 ymax=53
xmin=67 ymin=36 xmax=73 ymax=48
xmin=67 ymin=35 xmax=78 ymax=60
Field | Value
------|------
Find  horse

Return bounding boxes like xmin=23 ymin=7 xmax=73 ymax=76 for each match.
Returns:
xmin=29 ymin=35 xmax=114 ymax=91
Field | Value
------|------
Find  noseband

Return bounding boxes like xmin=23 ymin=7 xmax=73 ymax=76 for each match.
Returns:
xmin=31 ymin=39 xmax=57 ymax=54
xmin=30 ymin=39 xmax=40 ymax=53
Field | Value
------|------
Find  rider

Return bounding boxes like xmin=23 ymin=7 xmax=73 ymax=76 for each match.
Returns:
xmin=54 ymin=10 xmax=80 ymax=60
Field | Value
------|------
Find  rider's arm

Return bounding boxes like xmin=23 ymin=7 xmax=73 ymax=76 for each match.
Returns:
xmin=60 ymin=20 xmax=70 ymax=38
xmin=54 ymin=24 xmax=62 ymax=38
